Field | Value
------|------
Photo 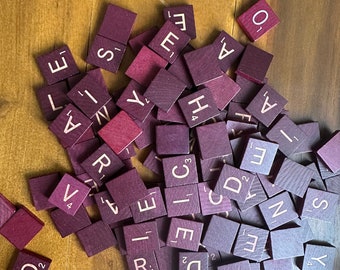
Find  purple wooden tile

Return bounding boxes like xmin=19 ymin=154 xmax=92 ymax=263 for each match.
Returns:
xmin=155 ymin=124 xmax=189 ymax=156
xmin=237 ymin=176 xmax=267 ymax=211
xmin=317 ymin=131 xmax=340 ymax=173
xmin=28 ymin=173 xmax=61 ymax=211
xmin=129 ymin=27 xmax=159 ymax=54
xmin=167 ymin=218 xmax=203 ymax=251
xmin=134 ymin=112 xmax=160 ymax=149
xmin=49 ymin=104 xmax=93 ymax=148
xmin=199 ymin=155 xmax=232 ymax=182
xmin=91 ymin=100 xmax=118 ymax=133
xmin=123 ymin=221 xmax=159 ymax=255
xmin=295 ymin=122 xmax=320 ymax=153
xmin=302 ymin=244 xmax=336 ymax=270
xmin=98 ymin=4 xmax=136 ymax=44
xmin=87 ymin=68 xmax=107 ymax=90
xmin=237 ymin=205 xmax=266 ymax=228
xmin=144 ymin=68 xmax=186 ymax=112
xmin=48 ymin=173 xmax=91 ymax=216
xmin=263 ymin=258 xmax=294 ymax=270
xmin=155 ymin=246 xmax=179 ymax=270
xmin=106 ymin=168 xmax=148 ymax=209
xmin=214 ymin=164 xmax=255 ymax=203
xmin=86 ymin=34 xmax=126 ymax=73
xmin=178 ymin=88 xmax=220 ymax=128
xmin=149 ymin=20 xmax=191 ymax=64
xmin=227 ymin=102 xmax=258 ymax=125
xmin=0 ymin=206 xmax=44 ymax=250
xmin=125 ymin=46 xmax=168 ymax=87
xmin=157 ymin=103 xmax=186 ymax=124
xmin=237 ymin=0 xmax=280 ymax=41
xmin=36 ymin=45 xmax=79 ymax=85
xmin=235 ymin=44 xmax=273 ymax=84
xmin=163 ymin=5 xmax=196 ymax=39
xmin=117 ymin=142 xmax=136 ymax=160
xmin=217 ymin=260 xmax=251 ymax=270
xmin=325 ymin=175 xmax=340 ymax=195
xmin=76 ymin=173 xmax=99 ymax=207
xmin=204 ymin=246 xmax=222 ymax=266
xmin=0 ymin=193 xmax=16 ymax=228
xmin=143 ymin=149 xmax=164 ymax=175
xmin=184 ymin=45 xmax=223 ymax=86
xmin=179 ymin=252 xmax=208 ymax=270
xmin=164 ymin=184 xmax=200 ymax=217
xmin=126 ymin=251 xmax=159 ymax=270
xmin=76 ymin=220 xmax=117 ymax=257
xmin=232 ymin=75 xmax=262 ymax=103
xmin=316 ymin=156 xmax=340 ymax=180
xmin=226 ymin=120 xmax=258 ymax=139
xmin=301 ymin=188 xmax=339 ymax=222
xmin=75 ymin=123 xmax=95 ymax=144
xmin=155 ymin=217 xmax=171 ymax=248
xmin=249 ymin=262 xmax=261 ymax=270
xmin=12 ymin=250 xmax=52 ymax=270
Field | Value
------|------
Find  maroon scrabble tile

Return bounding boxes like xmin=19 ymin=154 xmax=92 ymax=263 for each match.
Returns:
xmin=217 ymin=260 xmax=251 ymax=270
xmin=214 ymin=164 xmax=255 ymax=203
xmin=167 ymin=217 xmax=203 ymax=251
xmin=48 ymin=173 xmax=91 ymax=216
xmin=123 ymin=221 xmax=159 ymax=255
xmin=76 ymin=173 xmax=99 ymax=207
xmin=202 ymin=215 xmax=239 ymax=253
xmin=258 ymin=191 xmax=298 ymax=230
xmin=144 ymin=68 xmax=186 ymax=112
xmin=162 ymin=154 xmax=198 ymax=187
xmin=36 ymin=45 xmax=79 ymax=85
xmin=126 ymin=251 xmax=159 ymax=270
xmin=227 ymin=102 xmax=258 ymax=125
xmin=164 ymin=184 xmax=200 ymax=217
xmin=134 ymin=112 xmax=160 ymax=149
xmin=91 ymin=100 xmax=118 ymax=133
xmin=236 ymin=44 xmax=273 ymax=84
xmin=75 ymin=124 xmax=95 ymax=144
xmin=237 ymin=0 xmax=280 ymax=41
xmin=263 ymin=258 xmax=293 ymax=270
xmin=178 ymin=88 xmax=220 ymax=128
xmin=179 ymin=252 xmax=208 ymax=270
xmin=50 ymin=205 xmax=91 ymax=238
xmin=301 ymin=188 xmax=339 ymax=222
xmin=240 ymin=138 xmax=278 ymax=175
xmin=199 ymin=155 xmax=232 ymax=182
xmin=233 ymin=224 xmax=269 ymax=262
xmin=126 ymin=46 xmax=168 ymax=87
xmin=155 ymin=124 xmax=189 ymax=156
xmin=163 ymin=5 xmax=196 ymax=39
xmin=0 ymin=206 xmax=44 ymax=250
xmin=130 ymin=187 xmax=167 ymax=223
xmin=294 ymin=122 xmax=320 ymax=153
xmin=237 ymin=176 xmax=267 ymax=211
xmin=198 ymin=182 xmax=232 ymax=216
xmin=98 ymin=4 xmax=136 ymax=44
xmin=317 ymin=130 xmax=340 ymax=173
xmin=274 ymin=158 xmax=314 ymax=197
xmin=143 ymin=149 xmax=163 ymax=175
xmin=157 ymin=103 xmax=186 ymax=124
xmin=184 ymin=45 xmax=223 ymax=86
xmin=35 ymin=81 xmax=70 ymax=121
xmin=98 ymin=110 xmax=142 ymax=155
xmin=87 ymin=68 xmax=107 ymax=89
xmin=116 ymin=80 xmax=154 ymax=122
xmin=129 ymin=27 xmax=159 ymax=54
xmin=237 ymin=205 xmax=267 ymax=228
xmin=12 ymin=249 xmax=52 ymax=270
xmin=0 ymin=193 xmax=16 ymax=228
xmin=106 ymin=168 xmax=148 ymax=209
xmin=233 ymin=75 xmax=262 ymax=103
xmin=226 ymin=120 xmax=258 ymax=139
xmin=155 ymin=246 xmax=179 ymax=270
xmin=76 ymin=220 xmax=117 ymax=257
xmin=325 ymin=175 xmax=340 ymax=195
xmin=149 ymin=20 xmax=191 ymax=64
xmin=302 ymin=244 xmax=336 ymax=270
xmin=28 ymin=173 xmax=61 ymax=211
xmin=86 ymin=34 xmax=126 ymax=73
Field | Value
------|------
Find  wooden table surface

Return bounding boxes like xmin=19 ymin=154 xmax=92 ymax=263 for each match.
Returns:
xmin=0 ymin=0 xmax=339 ymax=269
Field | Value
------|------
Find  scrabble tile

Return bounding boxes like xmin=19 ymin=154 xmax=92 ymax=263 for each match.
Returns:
xmin=106 ymin=168 xmax=148 ymax=209
xmin=178 ymin=88 xmax=220 ymax=128
xmin=126 ymin=46 xmax=168 ymax=87
xmin=28 ymin=173 xmax=61 ymax=211
xmin=217 ymin=260 xmax=251 ymax=270
xmin=130 ymin=187 xmax=167 ymax=223
xmin=263 ymin=258 xmax=294 ymax=270
xmin=316 ymin=156 xmax=340 ymax=180
xmin=232 ymin=75 xmax=262 ymax=103
xmin=184 ymin=45 xmax=223 ymax=86
xmin=76 ymin=173 xmax=99 ymax=207
xmin=237 ymin=0 xmax=280 ymax=41
xmin=179 ymin=252 xmax=208 ymax=270
xmin=257 ymin=160 xmax=284 ymax=198
xmin=167 ymin=218 xmax=203 ymax=251
xmin=317 ymin=131 xmax=340 ymax=173
xmin=134 ymin=112 xmax=160 ymax=149
xmin=76 ymin=220 xmax=117 ymax=257
xmin=149 ymin=20 xmax=191 ymax=63
xmin=226 ymin=120 xmax=258 ymax=139
xmin=113 ymin=226 xmax=128 ymax=256
xmin=249 ymin=263 xmax=261 ymax=270
xmin=98 ymin=110 xmax=142 ymax=155
xmin=258 ymin=191 xmax=298 ymax=230
xmin=50 ymin=205 xmax=91 ymax=237
xmin=90 ymin=100 xmax=118 ymax=133
xmin=237 ymin=176 xmax=267 ymax=211
xmin=227 ymin=102 xmax=258 ymax=125
xmin=86 ymin=34 xmax=126 ymax=73
xmin=325 ymin=175 xmax=340 ymax=194
xmin=155 ymin=246 xmax=179 ymax=270
xmin=240 ymin=138 xmax=278 ymax=175
xmin=0 ymin=206 xmax=44 ymax=250
xmin=155 ymin=124 xmax=189 ymax=156
xmin=87 ymin=68 xmax=108 ymax=90
xmin=123 ymin=221 xmax=159 ymax=255
xmin=144 ymin=68 xmax=186 ymax=112
xmin=274 ymin=158 xmax=314 ymax=197
xmin=214 ymin=164 xmax=255 ymax=203
xmin=36 ymin=45 xmax=79 ymax=85
xmin=301 ymin=188 xmax=339 ymax=222
xmin=202 ymin=215 xmax=239 ymax=253
xmin=163 ymin=5 xmax=196 ymax=39
xmin=98 ymin=4 xmax=136 ymax=44
xmin=164 ymin=184 xmax=200 ymax=217
xmin=237 ymin=205 xmax=266 ymax=228
xmin=302 ymin=244 xmax=336 ymax=270
xmin=155 ymin=217 xmax=171 ymax=247
xmin=199 ymin=155 xmax=232 ymax=182
xmin=12 ymin=250 xmax=52 ymax=270
xmin=143 ymin=149 xmax=164 ymax=175
xmin=157 ymin=103 xmax=186 ymax=124
xmin=48 ymin=173 xmax=91 ymax=216
xmin=0 ymin=193 xmax=16 ymax=228
xmin=294 ymin=122 xmax=320 ymax=153
xmin=49 ymin=104 xmax=93 ymax=148
xmin=126 ymin=251 xmax=159 ymax=270
xmin=129 ymin=26 xmax=159 ymax=54
xmin=117 ymin=142 xmax=136 ymax=160
xmin=75 ymin=125 xmax=95 ymax=144
xmin=35 ymin=81 xmax=70 ymax=121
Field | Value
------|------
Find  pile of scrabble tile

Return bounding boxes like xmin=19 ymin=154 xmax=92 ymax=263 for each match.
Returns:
xmin=1 ymin=1 xmax=339 ymax=269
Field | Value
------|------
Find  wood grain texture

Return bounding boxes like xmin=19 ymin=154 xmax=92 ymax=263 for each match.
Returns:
xmin=0 ymin=0 xmax=339 ymax=269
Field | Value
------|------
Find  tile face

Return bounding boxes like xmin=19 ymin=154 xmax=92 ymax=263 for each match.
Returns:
xmin=217 ymin=260 xmax=251 ymax=270
xmin=91 ymin=100 xmax=118 ymax=133
xmin=179 ymin=252 xmax=208 ymax=270
xmin=12 ymin=250 xmax=52 ymax=270
xmin=143 ymin=149 xmax=164 ymax=175
xmin=295 ymin=122 xmax=320 ymax=153
xmin=126 ymin=252 xmax=159 ymax=270
xmin=36 ymin=45 xmax=79 ymax=85
xmin=0 ymin=193 xmax=16 ymax=228
xmin=263 ymin=258 xmax=293 ymax=270
xmin=302 ymin=244 xmax=336 ymax=270
xmin=237 ymin=205 xmax=267 ymax=228
xmin=226 ymin=120 xmax=258 ymax=140
xmin=157 ymin=103 xmax=186 ymax=124
xmin=237 ymin=176 xmax=267 ymax=211
xmin=155 ymin=246 xmax=179 ymax=270
xmin=325 ymin=175 xmax=340 ymax=194
xmin=129 ymin=26 xmax=159 ymax=54
xmin=317 ymin=131 xmax=340 ymax=173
